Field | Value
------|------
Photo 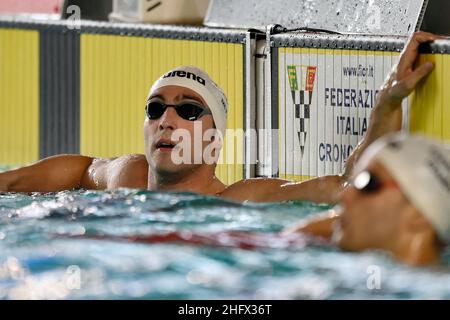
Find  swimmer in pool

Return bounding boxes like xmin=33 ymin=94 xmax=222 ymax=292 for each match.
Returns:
xmin=94 ymin=134 xmax=449 ymax=266
xmin=0 ymin=32 xmax=442 ymax=204
xmin=287 ymin=134 xmax=450 ymax=266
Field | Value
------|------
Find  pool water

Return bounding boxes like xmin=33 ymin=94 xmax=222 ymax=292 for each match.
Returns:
xmin=0 ymin=188 xmax=449 ymax=299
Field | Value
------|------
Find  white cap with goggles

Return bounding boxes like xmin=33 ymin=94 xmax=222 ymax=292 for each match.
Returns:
xmin=361 ymin=134 xmax=450 ymax=243
xmin=149 ymin=66 xmax=228 ymax=135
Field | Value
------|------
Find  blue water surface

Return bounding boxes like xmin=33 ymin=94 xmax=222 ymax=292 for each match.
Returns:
xmin=0 ymin=187 xmax=449 ymax=300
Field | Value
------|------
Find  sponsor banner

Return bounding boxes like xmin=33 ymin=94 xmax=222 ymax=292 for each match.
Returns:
xmin=278 ymin=48 xmax=404 ymax=180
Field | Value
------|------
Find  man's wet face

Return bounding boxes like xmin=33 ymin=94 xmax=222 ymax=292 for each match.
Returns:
xmin=143 ymin=85 xmax=215 ymax=175
xmin=335 ymin=160 xmax=409 ymax=252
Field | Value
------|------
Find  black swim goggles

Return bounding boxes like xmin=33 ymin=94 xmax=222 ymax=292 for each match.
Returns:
xmin=145 ymin=99 xmax=212 ymax=121
xmin=351 ymin=170 xmax=398 ymax=194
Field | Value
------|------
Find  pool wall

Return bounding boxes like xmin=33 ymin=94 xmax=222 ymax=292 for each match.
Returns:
xmin=267 ymin=34 xmax=407 ymax=180
xmin=410 ymin=41 xmax=450 ymax=143
xmin=0 ymin=19 xmax=247 ymax=184
xmin=0 ymin=28 xmax=39 ymax=166
xmin=0 ymin=18 xmax=449 ymax=182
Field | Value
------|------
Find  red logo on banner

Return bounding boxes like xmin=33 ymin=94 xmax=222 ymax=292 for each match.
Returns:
xmin=306 ymin=66 xmax=317 ymax=92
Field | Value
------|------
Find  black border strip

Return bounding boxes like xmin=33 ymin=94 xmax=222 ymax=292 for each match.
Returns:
xmin=416 ymin=0 xmax=430 ymax=31
xmin=419 ymin=40 xmax=450 ymax=54
xmin=39 ymin=27 xmax=80 ymax=158
xmin=271 ymin=33 xmax=450 ymax=54
xmin=0 ymin=18 xmax=247 ymax=43
xmin=271 ymin=33 xmax=409 ymax=52
xmin=270 ymin=46 xmax=279 ymax=177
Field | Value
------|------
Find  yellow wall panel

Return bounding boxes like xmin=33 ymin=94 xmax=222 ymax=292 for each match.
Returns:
xmin=80 ymin=35 xmax=244 ymax=184
xmin=0 ymin=29 xmax=39 ymax=166
xmin=411 ymin=53 xmax=449 ymax=142
xmin=444 ymin=55 xmax=450 ymax=139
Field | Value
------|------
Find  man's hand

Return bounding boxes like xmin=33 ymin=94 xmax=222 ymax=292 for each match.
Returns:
xmin=378 ymin=31 xmax=443 ymax=108
xmin=342 ymin=31 xmax=443 ymax=178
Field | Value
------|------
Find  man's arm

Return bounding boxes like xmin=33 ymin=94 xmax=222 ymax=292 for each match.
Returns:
xmin=0 ymin=153 xmax=149 ymax=193
xmin=221 ymin=175 xmax=343 ymax=203
xmin=0 ymin=155 xmax=95 ymax=192
xmin=223 ymin=32 xmax=441 ymax=204
xmin=342 ymin=31 xmax=442 ymax=178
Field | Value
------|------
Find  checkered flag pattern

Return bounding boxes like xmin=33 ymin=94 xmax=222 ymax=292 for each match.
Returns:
xmin=291 ymin=90 xmax=313 ymax=155
xmin=287 ymin=65 xmax=317 ymax=156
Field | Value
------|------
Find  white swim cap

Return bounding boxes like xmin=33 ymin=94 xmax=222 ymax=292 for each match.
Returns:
xmin=149 ymin=66 xmax=228 ymax=135
xmin=360 ymin=134 xmax=450 ymax=243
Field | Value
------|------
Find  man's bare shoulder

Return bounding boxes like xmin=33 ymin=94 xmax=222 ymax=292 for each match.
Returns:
xmin=108 ymin=154 xmax=148 ymax=169
xmin=83 ymin=154 xmax=148 ymax=189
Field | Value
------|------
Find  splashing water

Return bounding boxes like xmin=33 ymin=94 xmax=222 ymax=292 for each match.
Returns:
xmin=0 ymin=189 xmax=449 ymax=299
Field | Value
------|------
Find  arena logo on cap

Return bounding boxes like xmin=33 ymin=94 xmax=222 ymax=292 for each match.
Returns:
xmin=427 ymin=147 xmax=450 ymax=192
xmin=163 ymin=71 xmax=206 ymax=86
